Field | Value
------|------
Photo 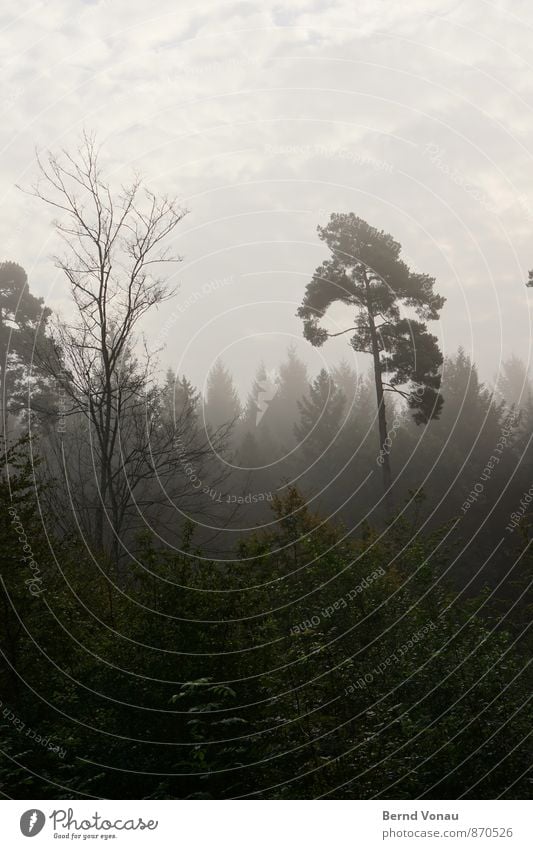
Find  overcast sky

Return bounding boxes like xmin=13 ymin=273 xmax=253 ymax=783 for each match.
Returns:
xmin=2 ymin=0 xmax=533 ymax=396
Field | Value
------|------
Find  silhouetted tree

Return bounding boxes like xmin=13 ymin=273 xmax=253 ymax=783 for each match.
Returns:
xmin=161 ymin=370 xmax=199 ymax=422
xmin=495 ymin=355 xmax=532 ymax=411
xmin=295 ymin=368 xmax=346 ymax=458
xmin=204 ymin=360 xmax=241 ymax=432
xmin=0 ymin=261 xmax=51 ymax=432
xmin=25 ymin=132 xmax=199 ymax=558
xmin=264 ymin=346 xmax=309 ymax=446
xmin=331 ymin=360 xmax=360 ymax=408
xmin=402 ymin=348 xmax=508 ymax=555
xmin=332 ymin=360 xmax=376 ymax=435
xmin=298 ymin=214 xmax=445 ymax=507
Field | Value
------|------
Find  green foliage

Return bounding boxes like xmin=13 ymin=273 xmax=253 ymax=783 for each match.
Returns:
xmin=297 ymin=214 xmax=445 ymax=425
xmin=1 ymin=465 xmax=529 ymax=799
xmin=295 ymin=368 xmax=346 ymax=457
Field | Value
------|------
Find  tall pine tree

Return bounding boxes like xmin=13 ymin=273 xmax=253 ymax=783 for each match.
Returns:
xmin=298 ymin=214 xmax=444 ymax=506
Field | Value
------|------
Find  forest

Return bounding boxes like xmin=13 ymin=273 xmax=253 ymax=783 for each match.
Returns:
xmin=0 ymin=135 xmax=531 ymax=800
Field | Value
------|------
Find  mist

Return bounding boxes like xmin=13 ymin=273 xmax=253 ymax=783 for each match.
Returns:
xmin=0 ymin=0 xmax=531 ymax=808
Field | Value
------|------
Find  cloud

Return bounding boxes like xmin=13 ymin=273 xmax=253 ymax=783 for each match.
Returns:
xmin=1 ymin=0 xmax=532 ymax=390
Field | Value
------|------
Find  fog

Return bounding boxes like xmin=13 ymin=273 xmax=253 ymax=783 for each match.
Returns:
xmin=0 ymin=0 xmax=531 ymax=806
xmin=2 ymin=0 xmax=533 ymax=395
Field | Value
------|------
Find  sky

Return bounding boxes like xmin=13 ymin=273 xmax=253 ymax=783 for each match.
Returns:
xmin=1 ymin=0 xmax=533 ymax=397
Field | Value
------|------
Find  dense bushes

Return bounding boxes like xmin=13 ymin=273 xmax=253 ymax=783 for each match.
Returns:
xmin=0 ymin=450 xmax=530 ymax=799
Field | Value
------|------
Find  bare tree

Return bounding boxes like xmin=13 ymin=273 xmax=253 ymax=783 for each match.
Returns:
xmin=24 ymin=133 xmax=227 ymax=559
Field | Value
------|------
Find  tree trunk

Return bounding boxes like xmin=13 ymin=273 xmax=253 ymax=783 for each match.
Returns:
xmin=0 ymin=360 xmax=5 ymax=443
xmin=367 ymin=307 xmax=393 ymax=516
xmin=0 ymin=309 xmax=5 ymax=442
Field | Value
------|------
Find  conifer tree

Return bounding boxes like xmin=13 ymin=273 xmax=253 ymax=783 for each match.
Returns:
xmin=161 ymin=369 xmax=199 ymax=423
xmin=495 ymin=355 xmax=532 ymax=411
xmin=298 ymin=214 xmax=444 ymax=504
xmin=204 ymin=360 xmax=241 ymax=432
xmin=263 ymin=346 xmax=309 ymax=445
xmin=240 ymin=362 xmax=268 ymax=434
xmin=295 ymin=368 xmax=346 ymax=458
xmin=0 ymin=261 xmax=51 ymax=430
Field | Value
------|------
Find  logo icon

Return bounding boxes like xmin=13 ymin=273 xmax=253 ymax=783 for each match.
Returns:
xmin=20 ymin=810 xmax=45 ymax=837
xmin=256 ymin=370 xmax=279 ymax=425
